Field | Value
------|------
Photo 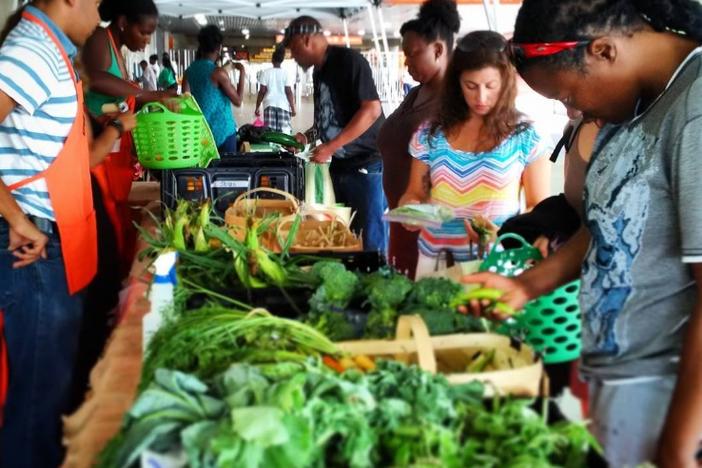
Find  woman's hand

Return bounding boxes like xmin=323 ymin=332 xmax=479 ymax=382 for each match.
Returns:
xmin=460 ymin=272 xmax=531 ymax=320
xmin=398 ymin=194 xmax=422 ymax=232
xmin=115 ymin=111 xmax=137 ymax=133
xmin=465 ymin=215 xmax=498 ymax=258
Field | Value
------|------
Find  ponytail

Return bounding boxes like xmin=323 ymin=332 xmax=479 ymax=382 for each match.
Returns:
xmin=633 ymin=0 xmax=702 ymax=42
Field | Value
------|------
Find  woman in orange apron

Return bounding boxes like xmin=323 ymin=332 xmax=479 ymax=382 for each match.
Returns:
xmin=0 ymin=2 xmax=102 ymax=466
xmin=82 ymin=0 xmax=172 ymax=275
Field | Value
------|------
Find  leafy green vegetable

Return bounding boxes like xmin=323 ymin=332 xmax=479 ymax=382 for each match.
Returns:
xmin=362 ymin=269 xmax=413 ymax=311
xmin=309 ymin=261 xmax=359 ymax=311
xmin=142 ymin=307 xmax=338 ymax=387
xmin=405 ymin=277 xmax=463 ymax=310
xmin=102 ymin=360 xmax=598 ymax=468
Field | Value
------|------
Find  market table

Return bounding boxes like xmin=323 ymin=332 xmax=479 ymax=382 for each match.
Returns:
xmin=61 ymin=199 xmax=160 ymax=468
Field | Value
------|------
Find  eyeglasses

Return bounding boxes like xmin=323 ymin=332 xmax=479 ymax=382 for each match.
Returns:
xmin=507 ymin=40 xmax=591 ymax=68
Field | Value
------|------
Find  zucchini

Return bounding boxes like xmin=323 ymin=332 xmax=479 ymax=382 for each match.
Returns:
xmin=261 ymin=131 xmax=305 ymax=150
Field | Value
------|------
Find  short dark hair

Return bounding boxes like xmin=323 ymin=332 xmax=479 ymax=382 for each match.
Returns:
xmin=513 ymin=0 xmax=702 ymax=71
xmin=140 ymin=59 xmax=148 ymax=66
xmin=198 ymin=25 xmax=224 ymax=55
xmin=99 ymin=0 xmax=158 ymax=24
xmin=400 ymin=0 xmax=461 ymax=51
xmin=149 ymin=54 xmax=159 ymax=64
xmin=283 ymin=16 xmax=323 ymax=46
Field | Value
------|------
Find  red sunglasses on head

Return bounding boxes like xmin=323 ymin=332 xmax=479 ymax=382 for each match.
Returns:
xmin=508 ymin=40 xmax=591 ymax=67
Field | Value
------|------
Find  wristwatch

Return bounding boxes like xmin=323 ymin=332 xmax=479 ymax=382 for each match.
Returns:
xmin=107 ymin=118 xmax=125 ymax=136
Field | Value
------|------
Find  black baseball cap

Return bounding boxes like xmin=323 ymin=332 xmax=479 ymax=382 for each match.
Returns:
xmin=282 ymin=16 xmax=323 ymax=47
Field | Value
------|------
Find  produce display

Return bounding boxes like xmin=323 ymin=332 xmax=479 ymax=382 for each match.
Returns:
xmin=100 ymin=200 xmax=603 ymax=468
xmin=102 ymin=312 xmax=598 ymax=467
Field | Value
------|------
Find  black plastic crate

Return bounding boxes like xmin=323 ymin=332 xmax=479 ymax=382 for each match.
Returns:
xmin=160 ymin=152 xmax=305 ymax=216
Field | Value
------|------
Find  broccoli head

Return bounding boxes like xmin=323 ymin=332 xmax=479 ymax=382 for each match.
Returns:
xmin=404 ymin=278 xmax=463 ymax=310
xmin=310 ymin=261 xmax=359 ymax=310
xmin=362 ymin=269 xmax=413 ymax=311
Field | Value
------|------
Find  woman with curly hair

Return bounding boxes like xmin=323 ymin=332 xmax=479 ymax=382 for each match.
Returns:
xmin=399 ymin=30 xmax=550 ymax=277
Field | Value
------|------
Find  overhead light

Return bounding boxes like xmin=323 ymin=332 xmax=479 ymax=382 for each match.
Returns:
xmin=194 ymin=14 xmax=207 ymax=26
xmin=223 ymin=47 xmax=228 ymax=51
xmin=241 ymin=45 xmax=245 ymax=49
xmin=358 ymin=29 xmax=365 ymax=36
xmin=242 ymin=28 xmax=250 ymax=36
xmin=245 ymin=34 xmax=250 ymax=40
xmin=323 ymin=30 xmax=331 ymax=37
xmin=218 ymin=19 xmax=224 ymax=26
xmin=280 ymin=29 xmax=286 ymax=34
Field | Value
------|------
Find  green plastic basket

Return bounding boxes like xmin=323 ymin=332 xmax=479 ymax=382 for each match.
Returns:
xmin=133 ymin=95 xmax=219 ymax=170
xmin=480 ymin=233 xmax=582 ymax=364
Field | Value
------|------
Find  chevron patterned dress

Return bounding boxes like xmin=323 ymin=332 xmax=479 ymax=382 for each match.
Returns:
xmin=409 ymin=122 xmax=545 ymax=261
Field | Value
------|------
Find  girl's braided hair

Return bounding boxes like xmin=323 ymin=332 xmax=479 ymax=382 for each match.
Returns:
xmin=513 ymin=0 xmax=702 ymax=70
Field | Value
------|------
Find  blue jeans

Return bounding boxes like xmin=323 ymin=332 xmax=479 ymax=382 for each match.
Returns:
xmin=0 ymin=219 xmax=84 ymax=468
xmin=218 ymin=132 xmax=238 ymax=154
xmin=331 ymin=160 xmax=388 ymax=253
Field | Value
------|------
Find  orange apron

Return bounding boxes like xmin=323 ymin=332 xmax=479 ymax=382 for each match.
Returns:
xmin=91 ymin=29 xmax=138 ymax=273
xmin=8 ymin=11 xmax=97 ymax=295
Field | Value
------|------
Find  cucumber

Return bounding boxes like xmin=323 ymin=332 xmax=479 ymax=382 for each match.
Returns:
xmin=261 ymin=131 xmax=305 ymax=150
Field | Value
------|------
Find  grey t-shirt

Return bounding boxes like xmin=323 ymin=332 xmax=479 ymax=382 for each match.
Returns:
xmin=580 ymin=48 xmax=702 ymax=379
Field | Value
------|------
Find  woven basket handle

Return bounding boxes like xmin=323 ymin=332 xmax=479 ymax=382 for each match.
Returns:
xmin=233 ymin=187 xmax=300 ymax=212
xmin=395 ymin=315 xmax=437 ymax=373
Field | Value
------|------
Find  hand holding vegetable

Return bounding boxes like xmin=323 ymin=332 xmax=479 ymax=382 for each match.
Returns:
xmin=465 ymin=216 xmax=498 ymax=258
xmin=396 ymin=195 xmax=422 ymax=232
xmin=460 ymin=272 xmax=532 ymax=320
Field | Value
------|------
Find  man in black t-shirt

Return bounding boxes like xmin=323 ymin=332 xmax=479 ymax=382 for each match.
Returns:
xmin=283 ymin=16 xmax=388 ymax=252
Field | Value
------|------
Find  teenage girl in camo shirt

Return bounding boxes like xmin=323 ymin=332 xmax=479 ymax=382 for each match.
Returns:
xmin=467 ymin=0 xmax=702 ymax=465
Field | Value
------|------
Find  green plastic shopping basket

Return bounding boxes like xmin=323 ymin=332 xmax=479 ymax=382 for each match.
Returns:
xmin=480 ymin=233 xmax=581 ymax=364
xmin=133 ymin=95 xmax=219 ymax=170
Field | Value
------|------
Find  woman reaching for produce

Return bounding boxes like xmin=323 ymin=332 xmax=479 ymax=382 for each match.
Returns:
xmin=465 ymin=0 xmax=702 ymax=465
xmin=184 ymin=25 xmax=246 ymax=154
xmin=377 ymin=0 xmax=460 ymax=279
xmin=82 ymin=0 xmax=172 ymax=274
xmin=399 ymin=30 xmax=550 ymax=278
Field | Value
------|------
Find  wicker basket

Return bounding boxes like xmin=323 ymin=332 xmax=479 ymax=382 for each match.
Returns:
xmin=337 ymin=315 xmax=545 ymax=397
